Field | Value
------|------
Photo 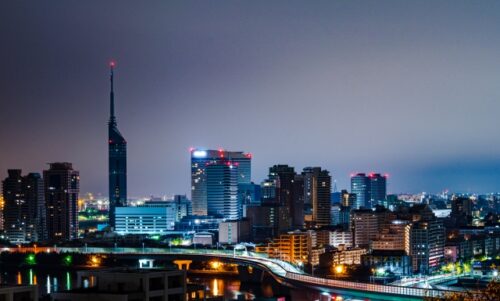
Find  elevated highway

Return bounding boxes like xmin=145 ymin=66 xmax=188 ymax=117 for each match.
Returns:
xmin=6 ymin=246 xmax=463 ymax=300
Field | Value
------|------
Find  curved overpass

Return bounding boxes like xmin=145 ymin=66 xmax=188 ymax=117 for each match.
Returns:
xmin=9 ymin=246 xmax=453 ymax=299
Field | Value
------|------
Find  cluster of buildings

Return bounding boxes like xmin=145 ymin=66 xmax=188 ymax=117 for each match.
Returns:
xmin=1 ymin=65 xmax=499 ymax=281
xmin=1 ymin=163 xmax=80 ymax=243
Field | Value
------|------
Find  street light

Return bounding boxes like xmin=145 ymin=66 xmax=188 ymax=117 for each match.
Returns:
xmin=335 ymin=265 xmax=344 ymax=275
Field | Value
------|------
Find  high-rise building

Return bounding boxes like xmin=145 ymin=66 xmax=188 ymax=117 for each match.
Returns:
xmin=2 ymin=170 xmax=46 ymax=243
xmin=341 ymin=189 xmax=356 ymax=207
xmin=368 ymin=173 xmax=387 ymax=208
xmin=411 ymin=219 xmax=445 ymax=274
xmin=351 ymin=173 xmax=387 ymax=209
xmin=268 ymin=165 xmax=296 ymax=228
xmin=268 ymin=165 xmax=295 ymax=206
xmin=108 ymin=62 xmax=127 ymax=228
xmin=44 ymin=163 xmax=79 ymax=241
xmin=331 ymin=204 xmax=341 ymax=225
xmin=238 ymin=182 xmax=261 ymax=206
xmin=218 ymin=220 xmax=250 ymax=244
xmin=260 ymin=179 xmax=276 ymax=204
xmin=351 ymin=206 xmax=395 ymax=248
xmin=303 ymin=167 xmax=331 ymax=227
xmin=292 ymin=174 xmax=305 ymax=228
xmin=2 ymin=169 xmax=25 ymax=243
xmin=338 ymin=205 xmax=352 ymax=230
xmin=246 ymin=203 xmax=290 ymax=242
xmin=172 ymin=195 xmax=192 ymax=221
xmin=239 ymin=182 xmax=261 ymax=218
xmin=351 ymin=208 xmax=380 ymax=248
xmin=451 ymin=197 xmax=473 ymax=217
xmin=24 ymin=173 xmax=47 ymax=242
xmin=206 ymin=161 xmax=239 ymax=220
xmin=371 ymin=220 xmax=411 ymax=255
xmin=350 ymin=173 xmax=370 ymax=209
xmin=190 ymin=149 xmax=251 ymax=216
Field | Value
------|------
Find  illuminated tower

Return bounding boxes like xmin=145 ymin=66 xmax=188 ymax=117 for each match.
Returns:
xmin=108 ymin=61 xmax=127 ymax=228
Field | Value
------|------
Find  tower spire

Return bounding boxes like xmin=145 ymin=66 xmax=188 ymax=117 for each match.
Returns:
xmin=109 ymin=61 xmax=116 ymax=126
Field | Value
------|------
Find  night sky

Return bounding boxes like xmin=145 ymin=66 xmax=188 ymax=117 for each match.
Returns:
xmin=1 ymin=1 xmax=500 ymax=196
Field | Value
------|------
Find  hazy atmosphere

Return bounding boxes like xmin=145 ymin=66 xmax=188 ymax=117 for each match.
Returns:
xmin=2 ymin=0 xmax=500 ymax=196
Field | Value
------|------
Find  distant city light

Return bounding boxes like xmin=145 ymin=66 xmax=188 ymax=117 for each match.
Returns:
xmin=192 ymin=150 xmax=207 ymax=158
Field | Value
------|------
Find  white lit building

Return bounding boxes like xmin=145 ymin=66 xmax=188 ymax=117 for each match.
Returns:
xmin=115 ymin=206 xmax=176 ymax=235
xmin=218 ymin=220 xmax=250 ymax=244
xmin=330 ymin=230 xmax=353 ymax=248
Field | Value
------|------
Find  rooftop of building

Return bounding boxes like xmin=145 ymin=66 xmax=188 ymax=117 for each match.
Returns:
xmin=367 ymin=250 xmax=408 ymax=257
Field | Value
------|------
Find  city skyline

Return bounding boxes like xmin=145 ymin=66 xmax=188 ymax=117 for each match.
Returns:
xmin=2 ymin=1 xmax=500 ymax=195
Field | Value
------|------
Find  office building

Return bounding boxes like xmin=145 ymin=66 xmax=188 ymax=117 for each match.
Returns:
xmin=260 ymin=179 xmax=276 ymax=204
xmin=330 ymin=230 xmax=353 ymax=248
xmin=24 ymin=172 xmax=47 ymax=241
xmin=238 ymin=182 xmax=261 ymax=206
xmin=451 ymin=197 xmax=473 ymax=217
xmin=292 ymin=174 xmax=305 ymax=228
xmin=246 ymin=203 xmax=289 ymax=242
xmin=331 ymin=204 xmax=341 ymax=226
xmin=191 ymin=149 xmax=251 ymax=216
xmin=258 ymin=164 xmax=306 ymax=229
xmin=350 ymin=173 xmax=370 ymax=209
xmin=369 ymin=173 xmax=387 ymax=208
xmin=351 ymin=206 xmax=396 ymax=249
xmin=361 ymin=250 xmax=412 ymax=276
xmin=331 ymin=191 xmax=341 ymax=204
xmin=411 ymin=219 xmax=445 ymax=274
xmin=206 ymin=161 xmax=239 ymax=219
xmin=51 ymin=268 xmax=186 ymax=301
xmin=44 ymin=163 xmax=79 ymax=241
xmin=171 ymin=195 xmax=192 ymax=221
xmin=257 ymin=230 xmax=324 ymax=266
xmin=115 ymin=206 xmax=177 ymax=235
xmin=115 ymin=196 xmax=190 ymax=234
xmin=218 ymin=219 xmax=250 ymax=244
xmin=193 ymin=232 xmax=214 ymax=246
xmin=341 ymin=189 xmax=356 ymax=207
xmin=320 ymin=245 xmax=367 ymax=266
xmin=350 ymin=173 xmax=387 ymax=209
xmin=371 ymin=220 xmax=411 ymax=255
xmin=338 ymin=206 xmax=351 ymax=230
xmin=302 ymin=167 xmax=331 ymax=227
xmin=351 ymin=209 xmax=379 ymax=248
xmin=316 ymin=229 xmax=352 ymax=248
xmin=2 ymin=170 xmax=46 ymax=243
xmin=108 ymin=62 xmax=127 ymax=228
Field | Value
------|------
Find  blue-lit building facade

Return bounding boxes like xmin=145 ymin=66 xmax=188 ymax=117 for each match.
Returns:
xmin=351 ymin=173 xmax=370 ymax=209
xmin=115 ymin=206 xmax=177 ymax=235
xmin=350 ymin=173 xmax=387 ymax=209
xmin=206 ymin=162 xmax=239 ymax=219
xmin=369 ymin=173 xmax=387 ymax=208
xmin=190 ymin=149 xmax=251 ymax=218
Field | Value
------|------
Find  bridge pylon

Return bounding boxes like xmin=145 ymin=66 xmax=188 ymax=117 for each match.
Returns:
xmin=173 ymin=260 xmax=192 ymax=270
